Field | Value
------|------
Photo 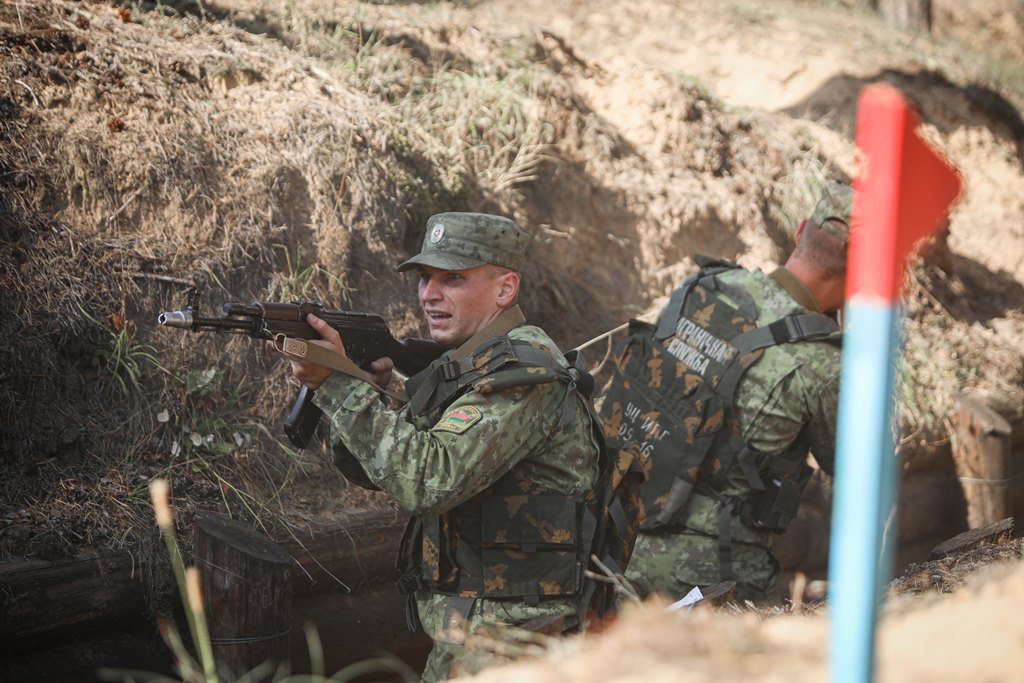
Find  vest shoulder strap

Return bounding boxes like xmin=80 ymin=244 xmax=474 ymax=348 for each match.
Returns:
xmin=715 ymin=312 xmax=841 ymax=403
xmin=654 ymin=260 xmax=743 ymax=340
xmin=407 ymin=336 xmax=589 ymax=422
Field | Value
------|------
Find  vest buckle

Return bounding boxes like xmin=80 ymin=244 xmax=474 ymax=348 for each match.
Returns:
xmin=784 ymin=315 xmax=805 ymax=342
xmin=439 ymin=360 xmax=462 ymax=381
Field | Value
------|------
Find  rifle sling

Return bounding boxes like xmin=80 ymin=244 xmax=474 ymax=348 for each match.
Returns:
xmin=273 ymin=306 xmax=527 ymax=407
xmin=449 ymin=305 xmax=527 ymax=361
xmin=405 ymin=306 xmax=528 ymax=416
xmin=273 ymin=335 xmax=410 ymax=403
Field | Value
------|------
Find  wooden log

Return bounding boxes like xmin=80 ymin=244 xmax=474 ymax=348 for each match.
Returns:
xmin=0 ymin=551 xmax=147 ymax=651
xmin=930 ymin=517 xmax=1015 ymax=560
xmin=0 ymin=509 xmax=409 ymax=651
xmin=1 ymin=509 xmax=419 ymax=678
xmin=952 ymin=393 xmax=1014 ymax=528
xmin=194 ymin=511 xmax=294 ymax=681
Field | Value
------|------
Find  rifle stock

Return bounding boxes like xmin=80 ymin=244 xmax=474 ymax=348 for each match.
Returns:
xmin=158 ymin=289 xmax=445 ymax=448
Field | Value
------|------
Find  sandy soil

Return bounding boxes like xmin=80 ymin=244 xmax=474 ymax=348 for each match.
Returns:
xmin=453 ymin=555 xmax=1024 ymax=683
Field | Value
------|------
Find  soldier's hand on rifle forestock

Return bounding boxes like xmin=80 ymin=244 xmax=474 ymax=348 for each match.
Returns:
xmin=283 ymin=314 xmax=395 ymax=391
xmin=278 ymin=314 xmax=343 ymax=390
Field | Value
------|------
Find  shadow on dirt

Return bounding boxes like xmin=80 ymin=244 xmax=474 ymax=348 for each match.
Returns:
xmin=781 ymin=68 xmax=1024 ymax=165
xmin=924 ymin=254 xmax=1024 ymax=325
xmin=518 ymin=156 xmax=646 ymax=348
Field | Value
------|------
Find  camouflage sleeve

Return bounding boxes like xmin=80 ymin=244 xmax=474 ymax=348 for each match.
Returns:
xmin=739 ymin=347 xmax=840 ymax=474
xmin=799 ymin=360 xmax=840 ymax=476
xmin=312 ymin=373 xmax=563 ymax=516
xmin=330 ymin=442 xmax=380 ymax=491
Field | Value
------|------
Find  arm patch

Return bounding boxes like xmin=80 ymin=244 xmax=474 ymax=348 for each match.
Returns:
xmin=434 ymin=406 xmax=483 ymax=434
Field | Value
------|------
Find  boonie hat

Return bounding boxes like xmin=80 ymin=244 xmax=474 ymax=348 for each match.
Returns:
xmin=810 ymin=181 xmax=854 ymax=244
xmin=397 ymin=212 xmax=530 ymax=273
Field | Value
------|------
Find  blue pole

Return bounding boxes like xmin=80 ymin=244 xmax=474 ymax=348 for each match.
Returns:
xmin=828 ymin=297 xmax=901 ymax=683
xmin=829 ymin=82 xmax=961 ymax=683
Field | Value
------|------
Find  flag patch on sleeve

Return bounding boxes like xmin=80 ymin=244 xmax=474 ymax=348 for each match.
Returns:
xmin=434 ymin=406 xmax=483 ymax=434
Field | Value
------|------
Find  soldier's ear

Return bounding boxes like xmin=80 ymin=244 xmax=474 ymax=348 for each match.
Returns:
xmin=794 ymin=219 xmax=807 ymax=244
xmin=496 ymin=270 xmax=520 ymax=306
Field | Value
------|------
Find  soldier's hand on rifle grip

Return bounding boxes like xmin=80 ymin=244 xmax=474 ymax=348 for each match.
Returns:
xmin=366 ymin=356 xmax=395 ymax=389
xmin=303 ymin=314 xmax=396 ymax=388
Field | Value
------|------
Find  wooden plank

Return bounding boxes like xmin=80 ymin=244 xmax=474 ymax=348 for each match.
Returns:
xmin=0 ymin=551 xmax=147 ymax=650
xmin=1 ymin=507 xmax=416 ymax=678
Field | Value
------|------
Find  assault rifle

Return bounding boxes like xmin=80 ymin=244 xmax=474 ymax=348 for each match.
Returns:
xmin=158 ymin=288 xmax=445 ymax=449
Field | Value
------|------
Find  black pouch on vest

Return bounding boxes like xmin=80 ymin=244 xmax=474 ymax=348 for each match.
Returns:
xmin=739 ymin=463 xmax=812 ymax=533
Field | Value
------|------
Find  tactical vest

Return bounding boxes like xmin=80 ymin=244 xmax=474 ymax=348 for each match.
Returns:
xmin=395 ymin=332 xmax=635 ymax=629
xmin=599 ymin=260 xmax=839 ymax=580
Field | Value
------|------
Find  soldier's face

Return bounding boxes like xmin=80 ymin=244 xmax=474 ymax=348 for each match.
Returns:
xmin=416 ymin=265 xmax=513 ymax=347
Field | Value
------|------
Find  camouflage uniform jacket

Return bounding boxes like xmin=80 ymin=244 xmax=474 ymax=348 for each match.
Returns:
xmin=312 ymin=323 xmax=599 ymax=678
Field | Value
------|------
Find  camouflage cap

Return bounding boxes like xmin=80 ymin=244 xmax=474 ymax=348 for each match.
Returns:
xmin=810 ymin=181 xmax=853 ymax=243
xmin=397 ymin=212 xmax=530 ymax=273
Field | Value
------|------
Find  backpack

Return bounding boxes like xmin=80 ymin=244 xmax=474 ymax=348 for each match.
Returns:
xmin=598 ymin=258 xmax=838 ymax=579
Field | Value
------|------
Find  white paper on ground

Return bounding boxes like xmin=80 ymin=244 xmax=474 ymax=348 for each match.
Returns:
xmin=665 ymin=585 xmax=704 ymax=612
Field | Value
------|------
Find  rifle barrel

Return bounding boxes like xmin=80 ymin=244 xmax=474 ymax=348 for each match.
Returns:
xmin=157 ymin=311 xmax=192 ymax=328
xmin=157 ymin=310 xmax=257 ymax=334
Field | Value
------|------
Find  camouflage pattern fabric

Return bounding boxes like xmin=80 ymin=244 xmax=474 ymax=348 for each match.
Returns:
xmin=625 ymin=531 xmax=780 ymax=605
xmin=723 ymin=268 xmax=840 ymax=476
xmin=313 ymin=324 xmax=598 ymax=682
xmin=627 ymin=266 xmax=840 ymax=604
xmin=809 ymin=180 xmax=854 ymax=243
xmin=417 ymin=591 xmax=578 ymax=681
xmin=398 ymin=212 xmax=531 ymax=273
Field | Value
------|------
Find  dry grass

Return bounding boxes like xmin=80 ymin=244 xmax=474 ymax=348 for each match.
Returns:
xmin=888 ymin=536 xmax=1023 ymax=597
